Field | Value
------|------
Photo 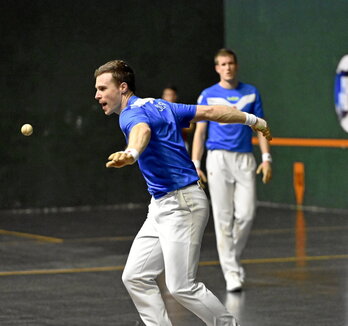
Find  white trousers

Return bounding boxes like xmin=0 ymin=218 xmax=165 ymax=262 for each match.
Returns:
xmin=206 ymin=150 xmax=256 ymax=279
xmin=122 ymin=183 xmax=229 ymax=326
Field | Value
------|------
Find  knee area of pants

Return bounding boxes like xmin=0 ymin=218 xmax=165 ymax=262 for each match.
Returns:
xmin=121 ymin=269 xmax=136 ymax=287
xmin=167 ymin=288 xmax=186 ymax=300
xmin=234 ymin=215 xmax=254 ymax=225
xmin=166 ymin=283 xmax=195 ymax=300
xmin=220 ymin=224 xmax=233 ymax=236
xmin=122 ymin=270 xmax=157 ymax=293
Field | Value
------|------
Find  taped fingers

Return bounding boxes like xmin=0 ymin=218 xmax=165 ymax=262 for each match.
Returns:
xmin=252 ymin=124 xmax=272 ymax=141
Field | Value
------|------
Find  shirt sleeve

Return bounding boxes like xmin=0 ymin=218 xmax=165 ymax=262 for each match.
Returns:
xmin=197 ymin=90 xmax=208 ymax=105
xmin=119 ymin=106 xmax=150 ymax=138
xmin=170 ymin=102 xmax=197 ymax=128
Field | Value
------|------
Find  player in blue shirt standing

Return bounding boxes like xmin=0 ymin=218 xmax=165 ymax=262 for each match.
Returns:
xmin=94 ymin=59 xmax=271 ymax=326
xmin=192 ymin=49 xmax=272 ymax=292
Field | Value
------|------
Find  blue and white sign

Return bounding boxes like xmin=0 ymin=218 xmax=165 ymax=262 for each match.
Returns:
xmin=334 ymin=55 xmax=348 ymax=132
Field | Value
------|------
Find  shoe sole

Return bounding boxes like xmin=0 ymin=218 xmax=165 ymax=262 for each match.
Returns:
xmin=226 ymin=285 xmax=242 ymax=292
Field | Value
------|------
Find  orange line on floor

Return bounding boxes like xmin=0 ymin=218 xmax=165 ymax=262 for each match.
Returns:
xmin=0 ymin=266 xmax=124 ymax=276
xmin=252 ymin=137 xmax=348 ymax=148
xmin=200 ymin=254 xmax=348 ymax=265
xmin=1 ymin=255 xmax=347 ymax=277
xmin=0 ymin=229 xmax=63 ymax=243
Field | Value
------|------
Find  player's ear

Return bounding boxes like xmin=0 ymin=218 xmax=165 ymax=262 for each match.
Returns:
xmin=215 ymin=64 xmax=220 ymax=74
xmin=120 ymin=82 xmax=128 ymax=94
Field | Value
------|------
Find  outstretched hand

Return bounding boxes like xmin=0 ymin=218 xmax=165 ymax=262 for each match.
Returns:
xmin=106 ymin=151 xmax=136 ymax=168
xmin=251 ymin=118 xmax=272 ymax=141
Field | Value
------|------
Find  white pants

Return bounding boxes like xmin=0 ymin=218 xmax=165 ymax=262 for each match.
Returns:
xmin=122 ymin=183 xmax=229 ymax=326
xmin=206 ymin=150 xmax=256 ymax=279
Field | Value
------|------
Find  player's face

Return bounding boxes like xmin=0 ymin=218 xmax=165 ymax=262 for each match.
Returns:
xmin=162 ymin=88 xmax=177 ymax=103
xmin=215 ymin=55 xmax=238 ymax=83
xmin=95 ymin=73 xmax=122 ymax=115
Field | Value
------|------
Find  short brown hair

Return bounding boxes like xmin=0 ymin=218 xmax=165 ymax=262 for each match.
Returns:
xmin=214 ymin=48 xmax=238 ymax=65
xmin=94 ymin=60 xmax=136 ymax=92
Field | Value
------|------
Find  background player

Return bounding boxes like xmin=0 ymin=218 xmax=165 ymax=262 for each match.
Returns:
xmin=161 ymin=85 xmax=178 ymax=103
xmin=191 ymin=48 xmax=272 ymax=292
xmin=94 ymin=59 xmax=271 ymax=325
xmin=161 ymin=85 xmax=195 ymax=151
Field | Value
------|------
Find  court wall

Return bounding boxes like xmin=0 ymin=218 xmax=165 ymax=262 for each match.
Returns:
xmin=224 ymin=0 xmax=348 ymax=209
xmin=0 ymin=0 xmax=224 ymax=209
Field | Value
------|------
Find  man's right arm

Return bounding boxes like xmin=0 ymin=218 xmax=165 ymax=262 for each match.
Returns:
xmin=191 ymin=122 xmax=208 ymax=184
xmin=106 ymin=122 xmax=151 ymax=168
xmin=192 ymin=105 xmax=272 ymax=141
xmin=192 ymin=122 xmax=207 ymax=163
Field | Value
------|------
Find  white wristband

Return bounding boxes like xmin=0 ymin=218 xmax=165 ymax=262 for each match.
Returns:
xmin=262 ymin=153 xmax=272 ymax=163
xmin=125 ymin=148 xmax=139 ymax=161
xmin=192 ymin=160 xmax=201 ymax=169
xmin=244 ymin=112 xmax=258 ymax=126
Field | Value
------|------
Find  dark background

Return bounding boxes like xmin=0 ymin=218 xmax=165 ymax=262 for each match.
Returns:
xmin=0 ymin=0 xmax=224 ymax=209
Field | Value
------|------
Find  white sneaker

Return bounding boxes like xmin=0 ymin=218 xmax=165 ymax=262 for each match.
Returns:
xmin=239 ymin=266 xmax=245 ymax=283
xmin=226 ymin=272 xmax=242 ymax=292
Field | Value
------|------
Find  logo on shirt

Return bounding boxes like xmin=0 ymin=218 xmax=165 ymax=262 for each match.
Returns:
xmin=227 ymin=96 xmax=240 ymax=102
xmin=155 ymin=102 xmax=167 ymax=112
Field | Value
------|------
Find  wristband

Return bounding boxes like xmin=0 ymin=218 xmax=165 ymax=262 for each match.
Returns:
xmin=125 ymin=148 xmax=140 ymax=161
xmin=244 ymin=112 xmax=258 ymax=126
xmin=262 ymin=153 xmax=272 ymax=163
xmin=192 ymin=160 xmax=201 ymax=169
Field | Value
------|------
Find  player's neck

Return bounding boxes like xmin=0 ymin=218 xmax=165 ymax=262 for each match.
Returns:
xmin=120 ymin=92 xmax=135 ymax=112
xmin=219 ymin=79 xmax=238 ymax=90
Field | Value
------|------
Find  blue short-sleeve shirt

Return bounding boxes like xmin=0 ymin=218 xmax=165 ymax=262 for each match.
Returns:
xmin=197 ymin=82 xmax=264 ymax=152
xmin=120 ymin=96 xmax=199 ymax=198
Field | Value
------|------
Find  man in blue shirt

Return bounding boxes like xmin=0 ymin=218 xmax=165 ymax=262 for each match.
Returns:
xmin=192 ymin=49 xmax=272 ymax=292
xmin=94 ymin=59 xmax=271 ymax=326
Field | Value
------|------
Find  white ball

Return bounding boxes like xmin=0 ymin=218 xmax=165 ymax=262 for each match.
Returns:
xmin=21 ymin=124 xmax=33 ymax=136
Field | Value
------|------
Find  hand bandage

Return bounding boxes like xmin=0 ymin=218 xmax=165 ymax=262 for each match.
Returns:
xmin=262 ymin=153 xmax=272 ymax=163
xmin=192 ymin=160 xmax=201 ymax=169
xmin=254 ymin=118 xmax=268 ymax=130
xmin=244 ymin=112 xmax=258 ymax=126
xmin=244 ymin=113 xmax=268 ymax=131
xmin=125 ymin=148 xmax=139 ymax=161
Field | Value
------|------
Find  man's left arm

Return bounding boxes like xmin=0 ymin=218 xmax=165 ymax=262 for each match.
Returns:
xmin=106 ymin=122 xmax=151 ymax=168
xmin=193 ymin=105 xmax=272 ymax=141
xmin=256 ymin=131 xmax=272 ymax=184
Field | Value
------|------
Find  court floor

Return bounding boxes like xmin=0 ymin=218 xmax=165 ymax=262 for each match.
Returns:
xmin=0 ymin=204 xmax=347 ymax=325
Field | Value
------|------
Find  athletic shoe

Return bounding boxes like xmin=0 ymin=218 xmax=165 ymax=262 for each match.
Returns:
xmin=226 ymin=272 xmax=242 ymax=292
xmin=239 ymin=266 xmax=245 ymax=283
